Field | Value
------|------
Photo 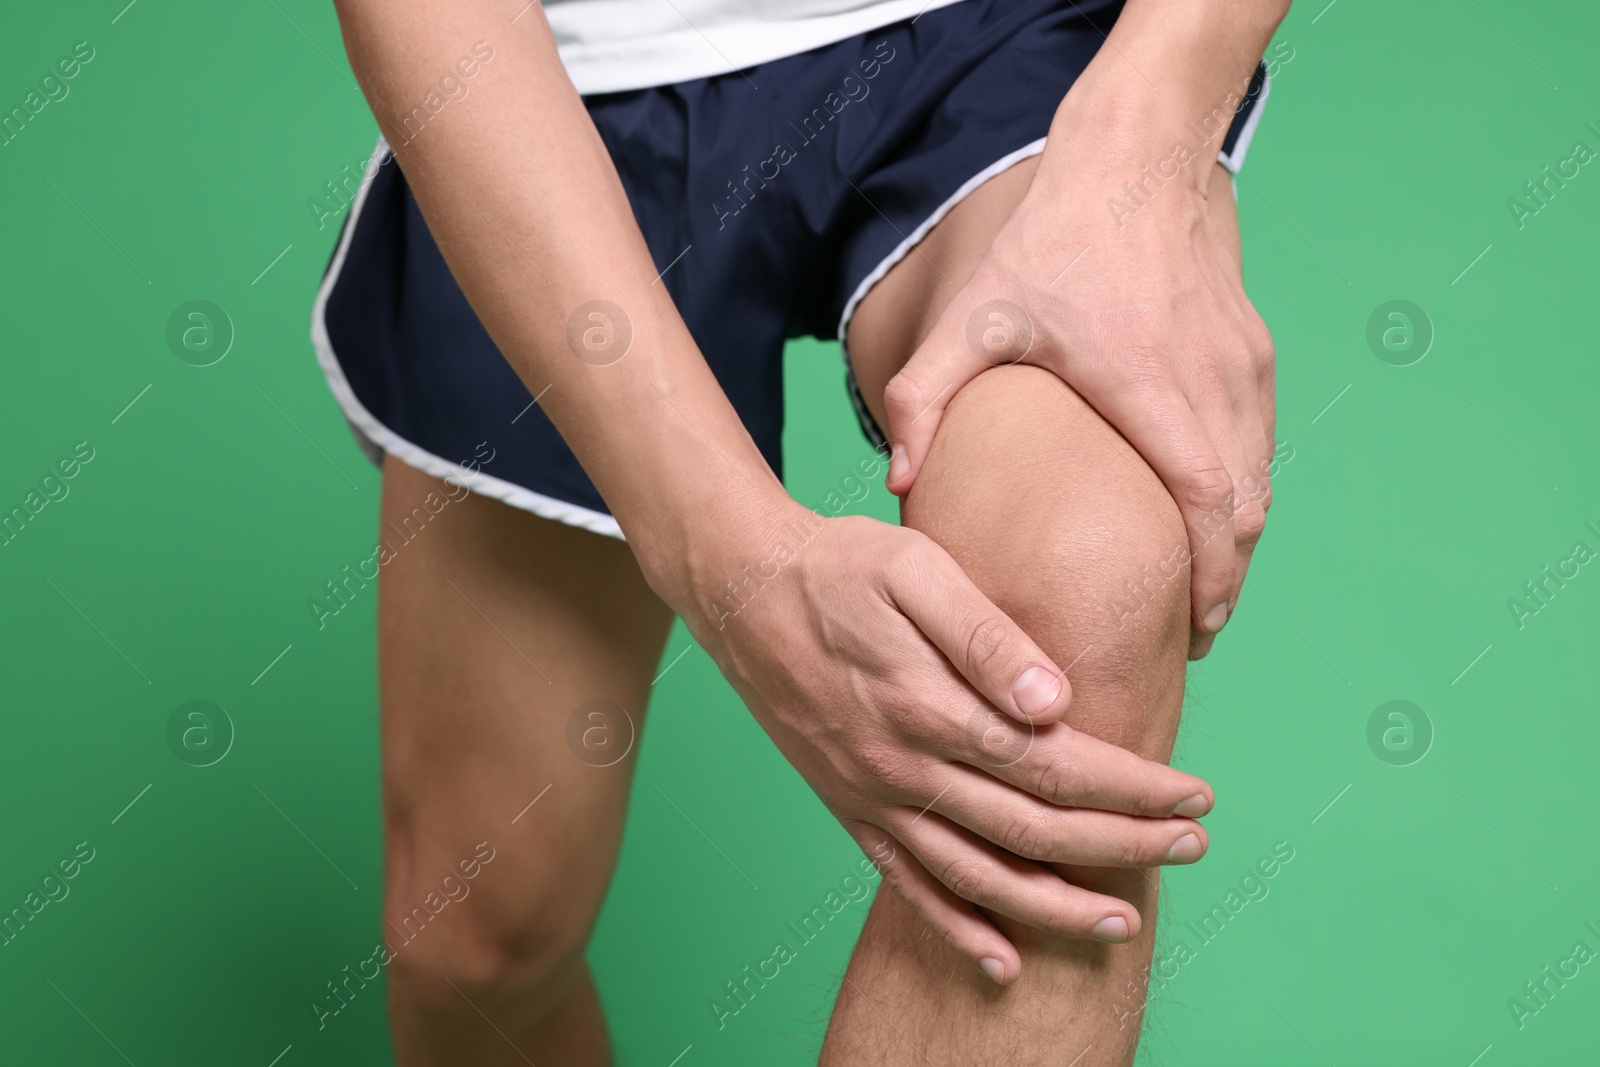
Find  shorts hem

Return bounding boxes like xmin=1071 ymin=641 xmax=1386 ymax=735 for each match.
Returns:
xmin=1219 ymin=68 xmax=1270 ymax=173
xmin=835 ymin=136 xmax=1049 ymax=449
xmin=309 ymin=138 xmax=626 ymax=542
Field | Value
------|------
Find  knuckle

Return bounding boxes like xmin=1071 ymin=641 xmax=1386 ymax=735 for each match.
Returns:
xmin=1119 ymin=346 xmax=1169 ymax=391
xmin=883 ymin=691 xmax=951 ymax=747
xmin=1190 ymin=350 xmax=1229 ymax=396
xmin=1247 ymin=315 xmax=1275 ymax=366
xmin=1000 ymin=812 xmax=1053 ymax=859
xmin=880 ymin=692 xmax=920 ymax=735
xmin=1233 ymin=500 xmax=1267 ymax=546
xmin=884 ymin=530 xmax=937 ymax=586
xmin=1180 ymin=461 xmax=1234 ymax=513
xmin=855 ymin=742 xmax=915 ymax=792
xmin=1128 ymin=780 xmax=1165 ymax=817
xmin=939 ymin=858 xmax=990 ymax=903
xmin=1030 ymin=755 xmax=1078 ymax=806
xmin=882 ymin=373 xmax=921 ymax=420
xmin=963 ymin=615 xmax=1015 ymax=676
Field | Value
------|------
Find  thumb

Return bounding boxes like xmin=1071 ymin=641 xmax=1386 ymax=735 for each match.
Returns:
xmin=881 ymin=298 xmax=1034 ymax=495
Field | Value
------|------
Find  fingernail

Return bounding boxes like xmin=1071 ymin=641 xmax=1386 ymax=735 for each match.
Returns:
xmin=978 ymin=956 xmax=1005 ymax=984
xmin=1092 ymin=916 xmax=1130 ymax=943
xmin=1171 ymin=793 xmax=1211 ymax=818
xmin=1202 ymin=603 xmax=1229 ymax=633
xmin=1166 ymin=833 xmax=1203 ymax=864
xmin=888 ymin=443 xmax=908 ymax=484
xmin=1011 ymin=666 xmax=1061 ymax=716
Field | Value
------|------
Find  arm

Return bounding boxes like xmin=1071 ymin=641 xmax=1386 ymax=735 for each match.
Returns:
xmin=881 ymin=0 xmax=1291 ymax=658
xmin=331 ymin=0 xmax=1217 ymax=974
xmin=332 ymin=0 xmax=776 ymax=559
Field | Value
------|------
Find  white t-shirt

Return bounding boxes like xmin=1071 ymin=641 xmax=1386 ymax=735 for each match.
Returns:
xmin=544 ymin=0 xmax=969 ymax=95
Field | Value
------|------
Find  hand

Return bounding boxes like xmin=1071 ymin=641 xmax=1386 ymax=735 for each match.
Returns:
xmin=670 ymin=502 xmax=1215 ymax=983
xmin=880 ymin=113 xmax=1276 ymax=659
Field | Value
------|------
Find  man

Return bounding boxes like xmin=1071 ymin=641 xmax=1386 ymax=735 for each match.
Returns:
xmin=312 ymin=0 xmax=1284 ymax=1061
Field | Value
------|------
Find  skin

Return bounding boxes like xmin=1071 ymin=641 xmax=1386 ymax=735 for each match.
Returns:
xmin=880 ymin=0 xmax=1287 ymax=659
xmin=825 ymin=155 xmax=1244 ymax=1065
xmin=375 ymin=456 xmax=674 ymax=1065
xmin=330 ymin=0 xmax=1233 ymax=993
xmin=374 ymin=157 xmax=1242 ymax=1067
xmin=326 ymin=0 xmax=1285 ymax=1061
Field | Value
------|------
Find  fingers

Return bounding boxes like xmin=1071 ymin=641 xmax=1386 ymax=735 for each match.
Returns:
xmin=890 ymin=811 xmax=1144 ymax=943
xmin=957 ymin=717 xmax=1215 ymax=818
xmin=1230 ymin=404 xmax=1272 ymax=605
xmin=1182 ymin=406 xmax=1262 ymax=660
xmin=1200 ymin=396 xmax=1260 ymax=624
xmin=1196 ymin=352 xmax=1270 ymax=630
xmin=889 ymin=547 xmax=1073 ymax=724
xmin=1210 ymin=264 xmax=1277 ymax=622
xmin=1112 ymin=391 xmax=1238 ymax=637
xmin=879 ymin=323 xmax=992 ymax=496
xmin=920 ymin=765 xmax=1209 ymax=867
xmin=845 ymin=821 xmax=1022 ymax=984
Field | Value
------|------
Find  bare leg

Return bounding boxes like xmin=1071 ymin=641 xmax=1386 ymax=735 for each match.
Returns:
xmin=823 ymin=161 xmax=1241 ymax=1065
xmin=377 ymin=457 xmax=673 ymax=1066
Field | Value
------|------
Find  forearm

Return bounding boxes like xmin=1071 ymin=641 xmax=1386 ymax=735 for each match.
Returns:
xmin=332 ymin=0 xmax=790 ymax=603
xmin=1032 ymin=0 xmax=1289 ymax=203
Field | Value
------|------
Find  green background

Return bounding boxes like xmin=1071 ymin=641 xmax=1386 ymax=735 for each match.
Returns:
xmin=2 ymin=1 xmax=1596 ymax=1064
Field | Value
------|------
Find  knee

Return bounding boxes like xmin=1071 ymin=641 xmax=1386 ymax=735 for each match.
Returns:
xmin=903 ymin=365 xmax=1190 ymax=755
xmin=382 ymin=831 xmax=593 ymax=1008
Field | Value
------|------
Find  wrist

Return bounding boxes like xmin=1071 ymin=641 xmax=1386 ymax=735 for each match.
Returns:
xmin=628 ymin=479 xmax=811 ymax=625
xmin=1035 ymin=0 xmax=1283 ymax=198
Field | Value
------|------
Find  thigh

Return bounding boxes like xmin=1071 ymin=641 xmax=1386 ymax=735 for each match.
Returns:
xmin=377 ymin=455 xmax=674 ymax=971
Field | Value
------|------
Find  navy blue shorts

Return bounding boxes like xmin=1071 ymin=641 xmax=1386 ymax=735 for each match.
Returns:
xmin=313 ymin=0 xmax=1270 ymax=538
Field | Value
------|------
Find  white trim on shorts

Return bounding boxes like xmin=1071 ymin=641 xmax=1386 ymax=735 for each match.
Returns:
xmin=309 ymin=138 xmax=627 ymax=541
xmin=1218 ymin=70 xmax=1270 ymax=174
xmin=312 ymin=70 xmax=1268 ymax=537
